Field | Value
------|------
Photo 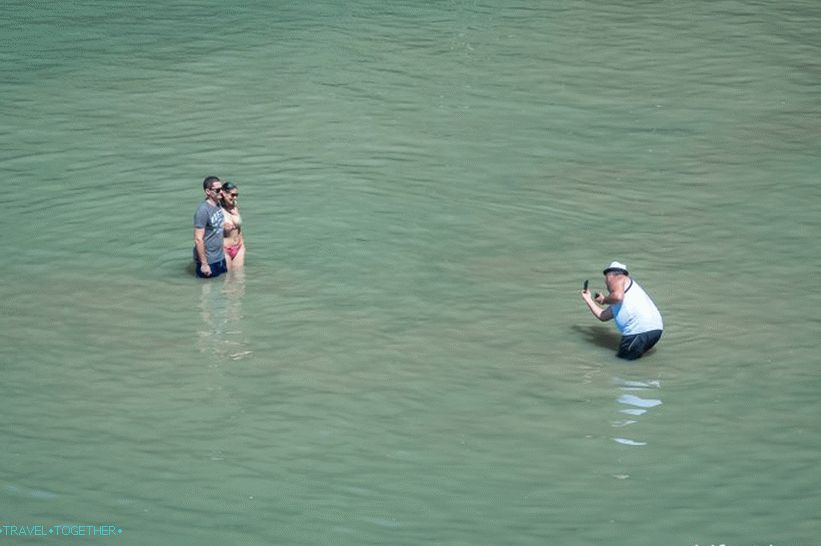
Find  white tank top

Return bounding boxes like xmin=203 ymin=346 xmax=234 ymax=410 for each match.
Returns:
xmin=611 ymin=279 xmax=663 ymax=335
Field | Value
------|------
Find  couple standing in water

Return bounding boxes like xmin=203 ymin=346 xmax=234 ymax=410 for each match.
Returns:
xmin=193 ymin=176 xmax=244 ymax=278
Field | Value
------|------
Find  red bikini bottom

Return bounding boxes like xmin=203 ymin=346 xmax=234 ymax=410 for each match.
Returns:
xmin=226 ymin=241 xmax=242 ymax=260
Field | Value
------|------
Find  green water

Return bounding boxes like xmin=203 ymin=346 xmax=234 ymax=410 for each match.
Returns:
xmin=2 ymin=1 xmax=820 ymax=544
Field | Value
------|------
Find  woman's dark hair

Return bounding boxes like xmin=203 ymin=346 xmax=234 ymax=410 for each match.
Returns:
xmin=221 ymin=181 xmax=237 ymax=192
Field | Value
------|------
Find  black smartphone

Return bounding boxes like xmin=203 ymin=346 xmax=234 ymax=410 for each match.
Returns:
xmin=583 ymin=280 xmax=588 ymax=291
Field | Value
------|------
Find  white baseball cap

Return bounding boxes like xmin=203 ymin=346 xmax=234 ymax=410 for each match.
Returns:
xmin=603 ymin=261 xmax=629 ymax=275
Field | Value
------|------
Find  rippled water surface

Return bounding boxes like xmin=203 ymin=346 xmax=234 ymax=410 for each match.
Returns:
xmin=2 ymin=1 xmax=820 ymax=544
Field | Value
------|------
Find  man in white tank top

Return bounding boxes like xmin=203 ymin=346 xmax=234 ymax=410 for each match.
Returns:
xmin=581 ymin=261 xmax=663 ymax=360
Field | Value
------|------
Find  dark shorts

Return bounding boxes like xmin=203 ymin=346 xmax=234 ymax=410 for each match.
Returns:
xmin=195 ymin=258 xmax=228 ymax=279
xmin=617 ymin=330 xmax=662 ymax=360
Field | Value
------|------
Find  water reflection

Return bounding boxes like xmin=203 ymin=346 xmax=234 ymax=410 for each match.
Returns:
xmin=611 ymin=377 xmax=662 ymax=447
xmin=197 ymin=271 xmax=251 ymax=361
xmin=571 ymin=324 xmax=663 ymax=447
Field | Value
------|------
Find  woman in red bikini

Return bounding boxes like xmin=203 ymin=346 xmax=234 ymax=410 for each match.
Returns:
xmin=220 ymin=181 xmax=245 ymax=270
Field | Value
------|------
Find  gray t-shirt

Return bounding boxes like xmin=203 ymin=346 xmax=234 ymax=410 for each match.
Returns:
xmin=194 ymin=201 xmax=225 ymax=264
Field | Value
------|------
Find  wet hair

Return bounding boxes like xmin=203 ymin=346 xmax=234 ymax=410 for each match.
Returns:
xmin=221 ymin=181 xmax=237 ymax=192
xmin=202 ymin=175 xmax=221 ymax=190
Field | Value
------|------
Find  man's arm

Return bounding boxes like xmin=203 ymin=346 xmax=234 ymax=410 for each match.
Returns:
xmin=582 ymin=290 xmax=614 ymax=322
xmin=595 ymin=286 xmax=624 ymax=305
xmin=194 ymin=227 xmax=211 ymax=276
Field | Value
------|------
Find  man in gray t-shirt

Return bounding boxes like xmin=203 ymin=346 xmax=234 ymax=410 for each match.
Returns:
xmin=193 ymin=176 xmax=227 ymax=278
